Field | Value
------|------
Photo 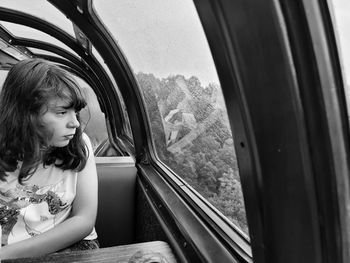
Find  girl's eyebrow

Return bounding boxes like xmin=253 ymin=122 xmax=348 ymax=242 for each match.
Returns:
xmin=48 ymin=101 xmax=73 ymax=109
xmin=48 ymin=104 xmax=72 ymax=111
xmin=60 ymin=105 xmax=73 ymax=109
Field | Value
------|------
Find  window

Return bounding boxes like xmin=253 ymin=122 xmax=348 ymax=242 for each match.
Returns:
xmin=91 ymin=47 xmax=133 ymax=139
xmin=0 ymin=0 xmax=75 ymax=36
xmin=0 ymin=69 xmax=8 ymax=84
xmin=28 ymin=48 xmax=65 ymax=58
xmin=328 ymin=0 xmax=350 ymax=113
xmin=93 ymin=0 xmax=249 ymax=235
xmin=74 ymin=77 xmax=109 ymax=152
xmin=0 ymin=22 xmax=78 ymax=57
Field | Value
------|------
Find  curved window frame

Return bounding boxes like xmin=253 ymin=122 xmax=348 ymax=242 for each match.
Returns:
xmin=86 ymin=0 xmax=253 ymax=261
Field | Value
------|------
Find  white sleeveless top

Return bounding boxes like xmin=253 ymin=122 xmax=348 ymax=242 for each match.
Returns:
xmin=0 ymin=137 xmax=97 ymax=245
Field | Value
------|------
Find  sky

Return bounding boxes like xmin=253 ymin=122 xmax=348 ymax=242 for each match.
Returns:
xmin=0 ymin=0 xmax=349 ymax=88
xmin=92 ymin=0 xmax=219 ymax=87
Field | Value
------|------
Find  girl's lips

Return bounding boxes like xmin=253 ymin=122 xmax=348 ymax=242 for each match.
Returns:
xmin=64 ymin=134 xmax=74 ymax=140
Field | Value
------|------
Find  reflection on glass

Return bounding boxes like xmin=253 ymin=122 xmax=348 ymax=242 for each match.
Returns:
xmin=91 ymin=47 xmax=133 ymax=139
xmin=328 ymin=0 xmax=350 ymax=113
xmin=93 ymin=0 xmax=249 ymax=235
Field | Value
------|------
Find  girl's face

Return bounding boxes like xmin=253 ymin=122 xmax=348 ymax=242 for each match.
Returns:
xmin=40 ymin=97 xmax=80 ymax=147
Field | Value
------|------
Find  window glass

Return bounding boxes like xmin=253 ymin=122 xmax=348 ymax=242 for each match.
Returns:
xmin=74 ymin=77 xmax=109 ymax=152
xmin=93 ymin=0 xmax=248 ymax=235
xmin=0 ymin=22 xmax=78 ymax=57
xmin=28 ymin=48 xmax=64 ymax=58
xmin=328 ymin=0 xmax=350 ymax=113
xmin=0 ymin=0 xmax=75 ymax=37
xmin=92 ymin=47 xmax=133 ymax=139
xmin=0 ymin=38 xmax=28 ymax=61
xmin=0 ymin=70 xmax=7 ymax=84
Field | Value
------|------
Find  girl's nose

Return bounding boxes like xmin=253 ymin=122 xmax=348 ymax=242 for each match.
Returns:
xmin=67 ymin=112 xmax=80 ymax=128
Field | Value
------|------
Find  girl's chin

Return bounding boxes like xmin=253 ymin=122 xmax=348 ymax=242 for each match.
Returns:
xmin=49 ymin=140 xmax=70 ymax=148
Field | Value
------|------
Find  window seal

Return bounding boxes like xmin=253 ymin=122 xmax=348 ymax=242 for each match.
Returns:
xmin=138 ymin=163 xmax=253 ymax=263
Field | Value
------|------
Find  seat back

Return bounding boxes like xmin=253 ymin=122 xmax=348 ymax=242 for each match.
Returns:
xmin=95 ymin=156 xmax=137 ymax=248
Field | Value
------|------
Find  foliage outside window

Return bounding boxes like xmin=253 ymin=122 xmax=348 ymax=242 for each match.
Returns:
xmin=137 ymin=73 xmax=248 ymax=234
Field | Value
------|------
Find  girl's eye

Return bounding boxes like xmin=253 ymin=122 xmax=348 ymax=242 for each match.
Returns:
xmin=57 ymin=111 xmax=67 ymax=116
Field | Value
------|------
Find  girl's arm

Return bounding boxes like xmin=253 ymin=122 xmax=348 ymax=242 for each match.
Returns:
xmin=0 ymin=134 xmax=98 ymax=259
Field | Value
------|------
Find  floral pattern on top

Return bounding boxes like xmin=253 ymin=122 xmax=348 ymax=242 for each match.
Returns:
xmin=0 ymin=183 xmax=69 ymax=245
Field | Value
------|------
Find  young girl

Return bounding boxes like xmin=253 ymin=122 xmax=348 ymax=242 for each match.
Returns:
xmin=0 ymin=58 xmax=99 ymax=259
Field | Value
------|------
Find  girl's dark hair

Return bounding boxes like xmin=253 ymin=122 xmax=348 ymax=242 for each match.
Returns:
xmin=0 ymin=58 xmax=88 ymax=183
